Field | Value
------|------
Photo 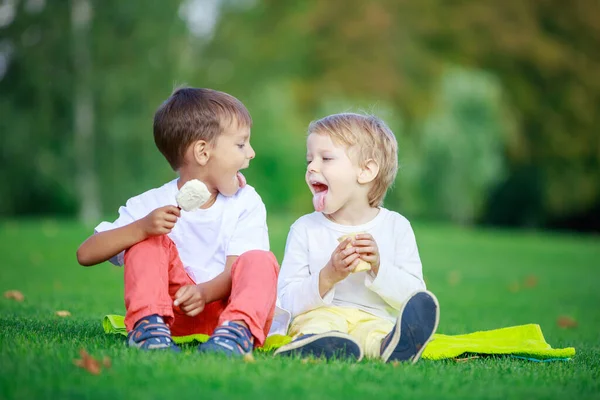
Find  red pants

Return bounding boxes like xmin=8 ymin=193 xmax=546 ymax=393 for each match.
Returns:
xmin=123 ymin=235 xmax=279 ymax=346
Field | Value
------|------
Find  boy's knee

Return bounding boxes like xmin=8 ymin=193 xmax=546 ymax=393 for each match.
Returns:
xmin=125 ymin=235 xmax=171 ymax=259
xmin=237 ymin=250 xmax=280 ymax=272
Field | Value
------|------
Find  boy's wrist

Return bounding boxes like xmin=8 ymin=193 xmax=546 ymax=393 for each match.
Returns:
xmin=132 ymin=219 xmax=150 ymax=241
xmin=320 ymin=266 xmax=338 ymax=287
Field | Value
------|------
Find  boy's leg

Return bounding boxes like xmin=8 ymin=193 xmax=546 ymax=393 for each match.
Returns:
xmin=273 ymin=307 xmax=363 ymax=361
xmin=124 ymin=235 xmax=194 ymax=350
xmin=347 ymin=313 xmax=394 ymax=359
xmin=380 ymin=290 xmax=440 ymax=363
xmin=199 ymin=250 xmax=279 ymax=356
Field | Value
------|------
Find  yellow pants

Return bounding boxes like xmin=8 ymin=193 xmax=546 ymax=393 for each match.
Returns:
xmin=289 ymin=306 xmax=395 ymax=359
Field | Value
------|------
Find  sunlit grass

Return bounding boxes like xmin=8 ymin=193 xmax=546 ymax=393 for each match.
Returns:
xmin=1 ymin=217 xmax=599 ymax=399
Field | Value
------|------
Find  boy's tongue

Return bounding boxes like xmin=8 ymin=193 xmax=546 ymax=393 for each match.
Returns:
xmin=236 ymin=172 xmax=247 ymax=188
xmin=312 ymin=190 xmax=327 ymax=212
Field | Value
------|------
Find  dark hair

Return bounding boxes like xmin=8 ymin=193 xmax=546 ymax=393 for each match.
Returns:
xmin=153 ymin=87 xmax=252 ymax=170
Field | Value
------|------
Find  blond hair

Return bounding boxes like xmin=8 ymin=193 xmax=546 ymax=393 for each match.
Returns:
xmin=308 ymin=113 xmax=398 ymax=207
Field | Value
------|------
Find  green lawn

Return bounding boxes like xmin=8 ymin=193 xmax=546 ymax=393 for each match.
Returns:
xmin=1 ymin=216 xmax=599 ymax=399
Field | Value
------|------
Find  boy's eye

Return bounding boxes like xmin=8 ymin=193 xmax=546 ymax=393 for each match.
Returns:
xmin=237 ymin=143 xmax=245 ymax=149
xmin=322 ymin=157 xmax=333 ymax=161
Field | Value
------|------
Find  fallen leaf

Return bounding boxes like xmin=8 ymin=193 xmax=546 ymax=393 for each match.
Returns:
xmin=73 ymin=349 xmax=102 ymax=375
xmin=102 ymin=356 xmax=112 ymax=369
xmin=55 ymin=310 xmax=71 ymax=317
xmin=4 ymin=290 xmax=24 ymax=302
xmin=524 ymin=275 xmax=538 ymax=288
xmin=557 ymin=316 xmax=578 ymax=329
xmin=243 ymin=353 xmax=255 ymax=363
xmin=391 ymin=360 xmax=401 ymax=367
xmin=453 ymin=356 xmax=480 ymax=363
xmin=301 ymin=357 xmax=322 ymax=364
xmin=508 ymin=282 xmax=520 ymax=293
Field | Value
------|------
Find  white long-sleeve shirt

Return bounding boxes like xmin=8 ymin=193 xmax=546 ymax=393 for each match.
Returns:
xmin=278 ymin=208 xmax=426 ymax=323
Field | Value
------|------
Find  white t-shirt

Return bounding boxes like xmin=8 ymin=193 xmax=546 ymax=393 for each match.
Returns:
xmin=95 ymin=179 xmax=292 ymax=336
xmin=95 ymin=179 xmax=269 ymax=284
xmin=278 ymin=208 xmax=426 ymax=323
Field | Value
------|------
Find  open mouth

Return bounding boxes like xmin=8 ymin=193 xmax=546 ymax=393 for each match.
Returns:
xmin=311 ymin=182 xmax=328 ymax=194
xmin=310 ymin=181 xmax=328 ymax=212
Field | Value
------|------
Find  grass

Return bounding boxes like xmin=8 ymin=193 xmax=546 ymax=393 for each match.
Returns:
xmin=1 ymin=215 xmax=599 ymax=399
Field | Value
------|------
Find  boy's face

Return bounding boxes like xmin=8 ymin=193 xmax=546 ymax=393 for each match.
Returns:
xmin=305 ymin=132 xmax=361 ymax=214
xmin=205 ymin=122 xmax=255 ymax=197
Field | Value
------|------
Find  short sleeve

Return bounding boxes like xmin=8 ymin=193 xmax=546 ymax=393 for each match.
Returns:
xmin=93 ymin=198 xmax=143 ymax=266
xmin=226 ymin=189 xmax=270 ymax=256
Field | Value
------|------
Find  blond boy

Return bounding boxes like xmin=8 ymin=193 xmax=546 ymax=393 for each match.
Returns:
xmin=276 ymin=113 xmax=439 ymax=362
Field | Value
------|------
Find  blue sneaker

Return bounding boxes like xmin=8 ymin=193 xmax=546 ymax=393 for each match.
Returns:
xmin=380 ymin=290 xmax=439 ymax=363
xmin=274 ymin=332 xmax=363 ymax=362
xmin=198 ymin=321 xmax=254 ymax=357
xmin=127 ymin=314 xmax=180 ymax=352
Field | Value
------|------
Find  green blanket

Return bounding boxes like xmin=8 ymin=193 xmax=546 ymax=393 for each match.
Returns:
xmin=103 ymin=315 xmax=575 ymax=360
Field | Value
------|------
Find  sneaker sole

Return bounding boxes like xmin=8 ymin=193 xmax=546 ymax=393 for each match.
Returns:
xmin=274 ymin=332 xmax=363 ymax=362
xmin=381 ymin=290 xmax=440 ymax=363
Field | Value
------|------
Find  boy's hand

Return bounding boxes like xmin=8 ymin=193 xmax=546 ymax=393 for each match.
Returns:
xmin=173 ymin=284 xmax=206 ymax=317
xmin=139 ymin=206 xmax=180 ymax=237
xmin=321 ymin=238 xmax=361 ymax=286
xmin=352 ymin=233 xmax=380 ymax=276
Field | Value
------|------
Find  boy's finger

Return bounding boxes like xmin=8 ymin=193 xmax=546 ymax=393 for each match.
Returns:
xmin=343 ymin=253 xmax=360 ymax=265
xmin=164 ymin=213 xmax=178 ymax=223
xmin=360 ymin=254 xmax=377 ymax=263
xmin=335 ymin=238 xmax=351 ymax=253
xmin=185 ymin=304 xmax=205 ymax=317
xmin=354 ymin=234 xmax=373 ymax=241
xmin=352 ymin=239 xmax=373 ymax=247
xmin=341 ymin=247 xmax=356 ymax=257
xmin=181 ymin=302 xmax=200 ymax=313
xmin=165 ymin=205 xmax=181 ymax=216
xmin=173 ymin=287 xmax=191 ymax=306
xmin=356 ymin=246 xmax=376 ymax=254
xmin=344 ymin=258 xmax=360 ymax=272
xmin=164 ymin=221 xmax=175 ymax=229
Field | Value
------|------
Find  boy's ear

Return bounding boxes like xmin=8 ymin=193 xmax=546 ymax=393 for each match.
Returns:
xmin=357 ymin=159 xmax=379 ymax=184
xmin=193 ymin=140 xmax=210 ymax=166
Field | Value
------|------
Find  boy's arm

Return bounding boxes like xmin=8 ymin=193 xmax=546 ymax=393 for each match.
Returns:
xmin=76 ymin=205 xmax=180 ymax=267
xmin=201 ymin=255 xmax=237 ymax=302
xmin=364 ymin=223 xmax=426 ymax=310
xmin=278 ymin=227 xmax=340 ymax=318
xmin=77 ymin=221 xmax=147 ymax=266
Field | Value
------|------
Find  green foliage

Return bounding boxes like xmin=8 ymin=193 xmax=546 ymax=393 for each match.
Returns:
xmin=1 ymin=1 xmax=599 ymax=229
xmin=397 ymin=67 xmax=512 ymax=224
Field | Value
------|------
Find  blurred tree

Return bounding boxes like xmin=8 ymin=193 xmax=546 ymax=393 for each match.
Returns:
xmin=200 ymin=0 xmax=599 ymax=228
xmin=72 ymin=0 xmax=99 ymax=224
xmin=0 ymin=0 xmax=188 ymax=221
xmin=1 ymin=0 xmax=598 ymax=231
xmin=397 ymin=67 xmax=513 ymax=224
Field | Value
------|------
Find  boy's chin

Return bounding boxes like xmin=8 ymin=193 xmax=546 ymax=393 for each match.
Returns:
xmin=218 ymin=183 xmax=240 ymax=197
xmin=219 ymin=187 xmax=238 ymax=197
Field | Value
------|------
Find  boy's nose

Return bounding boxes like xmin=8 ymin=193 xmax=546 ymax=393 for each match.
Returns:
xmin=247 ymin=144 xmax=255 ymax=160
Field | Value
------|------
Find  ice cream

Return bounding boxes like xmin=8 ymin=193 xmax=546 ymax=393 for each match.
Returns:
xmin=337 ymin=232 xmax=372 ymax=273
xmin=176 ymin=179 xmax=211 ymax=211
